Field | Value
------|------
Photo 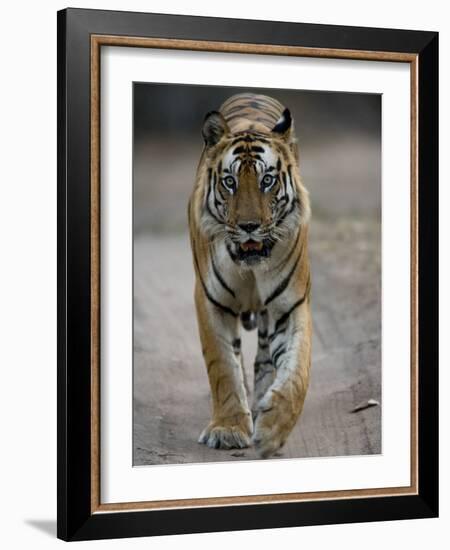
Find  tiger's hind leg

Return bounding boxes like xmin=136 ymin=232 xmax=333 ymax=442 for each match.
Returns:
xmin=252 ymin=309 xmax=276 ymax=421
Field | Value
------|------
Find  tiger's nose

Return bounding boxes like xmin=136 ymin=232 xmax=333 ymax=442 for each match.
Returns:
xmin=238 ymin=222 xmax=260 ymax=233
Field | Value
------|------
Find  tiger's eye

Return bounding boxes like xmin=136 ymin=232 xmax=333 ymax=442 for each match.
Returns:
xmin=261 ymin=174 xmax=274 ymax=190
xmin=223 ymin=175 xmax=236 ymax=192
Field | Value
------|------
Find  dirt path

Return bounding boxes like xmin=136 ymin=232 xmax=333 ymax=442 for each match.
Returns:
xmin=133 ymin=219 xmax=381 ymax=465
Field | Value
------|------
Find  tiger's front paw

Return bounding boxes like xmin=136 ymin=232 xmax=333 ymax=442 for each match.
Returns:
xmin=198 ymin=413 xmax=253 ymax=450
xmin=252 ymin=390 xmax=299 ymax=458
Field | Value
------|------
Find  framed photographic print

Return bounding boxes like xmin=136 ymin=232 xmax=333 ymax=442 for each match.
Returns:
xmin=57 ymin=8 xmax=439 ymax=541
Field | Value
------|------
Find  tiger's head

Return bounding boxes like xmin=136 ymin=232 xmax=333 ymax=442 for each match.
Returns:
xmin=200 ymin=108 xmax=310 ymax=266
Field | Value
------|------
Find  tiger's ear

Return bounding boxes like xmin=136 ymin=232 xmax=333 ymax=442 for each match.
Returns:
xmin=202 ymin=111 xmax=229 ymax=147
xmin=271 ymin=108 xmax=293 ymax=140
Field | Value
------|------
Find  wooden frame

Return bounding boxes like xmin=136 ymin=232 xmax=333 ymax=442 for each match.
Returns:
xmin=57 ymin=8 xmax=438 ymax=541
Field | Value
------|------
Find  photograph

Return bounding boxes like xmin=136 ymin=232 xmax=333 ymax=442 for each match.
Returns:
xmin=0 ymin=0 xmax=445 ymax=544
xmin=54 ymin=6 xmax=439 ymax=542
xmin=132 ymin=83 xmax=382 ymax=465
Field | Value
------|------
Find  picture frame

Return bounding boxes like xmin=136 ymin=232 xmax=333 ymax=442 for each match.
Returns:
xmin=57 ymin=7 xmax=438 ymax=541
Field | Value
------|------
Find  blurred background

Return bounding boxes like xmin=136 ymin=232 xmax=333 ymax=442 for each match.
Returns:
xmin=133 ymin=83 xmax=381 ymax=466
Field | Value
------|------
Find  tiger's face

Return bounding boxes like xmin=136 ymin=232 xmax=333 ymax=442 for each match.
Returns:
xmin=200 ymin=109 xmax=306 ymax=266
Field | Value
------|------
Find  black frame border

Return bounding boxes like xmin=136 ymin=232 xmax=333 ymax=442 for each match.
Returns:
xmin=57 ymin=8 xmax=438 ymax=541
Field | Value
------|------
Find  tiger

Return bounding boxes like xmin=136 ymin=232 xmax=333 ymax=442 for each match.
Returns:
xmin=188 ymin=92 xmax=312 ymax=458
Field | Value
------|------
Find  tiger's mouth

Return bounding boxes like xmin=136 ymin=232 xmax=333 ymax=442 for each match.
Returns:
xmin=240 ymin=240 xmax=263 ymax=252
xmin=236 ymin=239 xmax=272 ymax=263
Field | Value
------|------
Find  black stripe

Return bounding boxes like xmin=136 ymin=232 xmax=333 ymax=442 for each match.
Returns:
xmin=206 ymin=200 xmax=222 ymax=225
xmin=281 ymin=171 xmax=288 ymax=194
xmin=264 ymin=247 xmax=302 ymax=305
xmin=274 ymin=227 xmax=302 ymax=273
xmin=211 ymin=254 xmax=236 ymax=298
xmin=205 ymin=174 xmax=224 ymax=225
xmin=212 ymin=171 xmax=224 ymax=212
xmin=256 ymin=116 xmax=277 ymax=126
xmin=276 ymin=197 xmax=299 ymax=226
xmin=223 ymin=95 xmax=254 ymax=109
xmin=200 ymin=275 xmax=238 ymax=317
xmin=223 ymin=105 xmax=246 ymax=117
xmin=271 ymin=343 xmax=286 ymax=367
xmin=230 ymin=137 xmax=245 ymax=146
xmin=257 ymin=105 xmax=281 ymax=118
xmin=269 ymin=327 xmax=285 ymax=344
xmin=193 ymin=249 xmax=238 ymax=318
xmin=274 ymin=294 xmax=307 ymax=332
xmin=226 ymin=113 xmax=247 ymax=122
xmin=268 ymin=292 xmax=308 ymax=342
xmin=216 ymin=184 xmax=227 ymax=202
xmin=261 ymin=95 xmax=284 ymax=110
xmin=230 ymin=134 xmax=270 ymax=145
xmin=276 ymin=195 xmax=289 ymax=210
